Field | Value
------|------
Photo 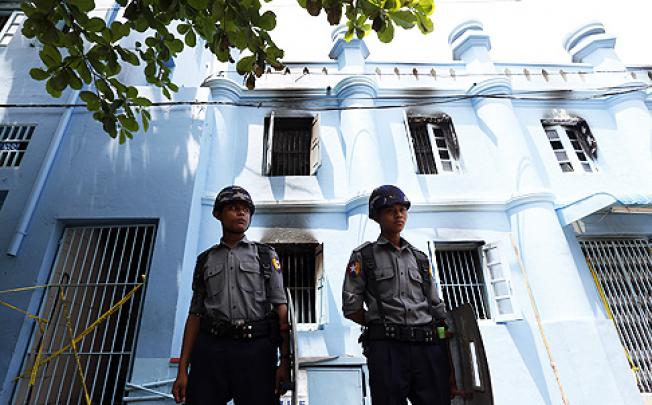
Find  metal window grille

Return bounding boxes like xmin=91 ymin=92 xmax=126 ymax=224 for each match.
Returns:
xmin=271 ymin=243 xmax=318 ymax=324
xmin=0 ymin=124 xmax=35 ymax=168
xmin=13 ymin=224 xmax=157 ymax=405
xmin=408 ymin=120 xmax=459 ymax=175
xmin=580 ymin=238 xmax=652 ymax=393
xmin=434 ymin=243 xmax=491 ymax=320
xmin=544 ymin=125 xmax=597 ymax=173
xmin=270 ymin=118 xmax=313 ymax=176
xmin=408 ymin=123 xmax=438 ymax=174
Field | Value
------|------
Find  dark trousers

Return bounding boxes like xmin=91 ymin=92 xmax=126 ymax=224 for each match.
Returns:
xmin=367 ymin=340 xmax=451 ymax=405
xmin=186 ymin=333 xmax=278 ymax=405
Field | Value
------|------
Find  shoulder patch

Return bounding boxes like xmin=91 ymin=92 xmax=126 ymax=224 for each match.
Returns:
xmin=272 ymin=255 xmax=282 ymax=273
xmin=347 ymin=258 xmax=362 ymax=278
xmin=352 ymin=241 xmax=373 ymax=253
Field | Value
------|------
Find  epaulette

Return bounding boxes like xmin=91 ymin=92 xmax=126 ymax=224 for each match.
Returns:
xmin=352 ymin=241 xmax=373 ymax=253
xmin=197 ymin=244 xmax=219 ymax=259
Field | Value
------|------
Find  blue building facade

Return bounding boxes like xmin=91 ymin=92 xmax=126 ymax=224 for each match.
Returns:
xmin=0 ymin=5 xmax=651 ymax=405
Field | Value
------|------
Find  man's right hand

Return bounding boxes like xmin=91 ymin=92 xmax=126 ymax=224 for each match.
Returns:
xmin=172 ymin=372 xmax=188 ymax=404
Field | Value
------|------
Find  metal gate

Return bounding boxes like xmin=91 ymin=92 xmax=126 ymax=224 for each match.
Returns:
xmin=580 ymin=238 xmax=652 ymax=393
xmin=13 ymin=224 xmax=157 ymax=404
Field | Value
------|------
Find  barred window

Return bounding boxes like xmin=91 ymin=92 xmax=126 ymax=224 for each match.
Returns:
xmin=263 ymin=113 xmax=321 ymax=176
xmin=270 ymin=243 xmax=324 ymax=325
xmin=542 ymin=118 xmax=597 ymax=173
xmin=433 ymin=241 xmax=520 ymax=322
xmin=404 ymin=113 xmax=461 ymax=174
xmin=0 ymin=124 xmax=35 ymax=167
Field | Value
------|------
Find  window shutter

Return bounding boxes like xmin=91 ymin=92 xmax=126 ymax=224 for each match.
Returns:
xmin=578 ymin=120 xmax=598 ymax=159
xmin=315 ymin=244 xmax=327 ymax=325
xmin=309 ymin=114 xmax=321 ymax=175
xmin=0 ymin=12 xmax=23 ymax=46
xmin=445 ymin=119 xmax=460 ymax=160
xmin=403 ymin=111 xmax=419 ymax=173
xmin=482 ymin=241 xmax=521 ymax=322
xmin=264 ymin=112 xmax=275 ymax=175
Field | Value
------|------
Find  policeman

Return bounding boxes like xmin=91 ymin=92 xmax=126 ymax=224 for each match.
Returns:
xmin=172 ymin=186 xmax=290 ymax=405
xmin=342 ymin=185 xmax=453 ymax=405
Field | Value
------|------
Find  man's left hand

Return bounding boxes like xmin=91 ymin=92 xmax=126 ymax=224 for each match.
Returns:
xmin=275 ymin=359 xmax=291 ymax=396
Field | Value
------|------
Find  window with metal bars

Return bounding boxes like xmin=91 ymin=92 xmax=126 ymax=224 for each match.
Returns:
xmin=404 ymin=114 xmax=461 ymax=174
xmin=580 ymin=238 xmax=652 ymax=393
xmin=542 ymin=120 xmax=597 ymax=173
xmin=263 ymin=114 xmax=321 ymax=176
xmin=13 ymin=224 xmax=157 ymax=405
xmin=269 ymin=243 xmax=323 ymax=325
xmin=434 ymin=243 xmax=491 ymax=320
xmin=0 ymin=124 xmax=35 ymax=168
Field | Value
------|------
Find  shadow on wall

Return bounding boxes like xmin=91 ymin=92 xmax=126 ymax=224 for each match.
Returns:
xmin=505 ymin=321 xmax=554 ymax=405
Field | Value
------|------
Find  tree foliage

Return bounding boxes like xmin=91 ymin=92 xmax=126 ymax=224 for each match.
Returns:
xmin=21 ymin=0 xmax=435 ymax=143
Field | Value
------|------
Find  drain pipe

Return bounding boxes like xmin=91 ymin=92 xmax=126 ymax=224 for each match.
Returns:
xmin=6 ymin=4 xmax=120 ymax=256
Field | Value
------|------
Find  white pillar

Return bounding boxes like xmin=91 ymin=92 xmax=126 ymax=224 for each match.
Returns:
xmin=450 ymin=20 xmax=641 ymax=405
xmin=329 ymin=28 xmax=382 ymax=197
xmin=565 ymin=22 xmax=652 ymax=175
xmin=203 ymin=77 xmax=242 ymax=190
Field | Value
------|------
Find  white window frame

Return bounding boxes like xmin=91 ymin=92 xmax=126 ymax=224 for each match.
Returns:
xmin=404 ymin=114 xmax=461 ymax=175
xmin=0 ymin=11 xmax=24 ymax=47
xmin=544 ymin=124 xmax=598 ymax=173
xmin=263 ymin=113 xmax=321 ymax=176
xmin=271 ymin=242 xmax=326 ymax=331
xmin=481 ymin=241 xmax=521 ymax=322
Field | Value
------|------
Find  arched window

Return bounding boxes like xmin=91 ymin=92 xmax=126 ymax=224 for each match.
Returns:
xmin=541 ymin=116 xmax=597 ymax=173
xmin=403 ymin=113 xmax=461 ymax=175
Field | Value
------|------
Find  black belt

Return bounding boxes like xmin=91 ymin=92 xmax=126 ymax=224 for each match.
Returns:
xmin=367 ymin=323 xmax=441 ymax=343
xmin=200 ymin=317 xmax=276 ymax=340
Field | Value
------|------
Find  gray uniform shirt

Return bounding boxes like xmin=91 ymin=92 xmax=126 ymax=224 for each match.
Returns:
xmin=342 ymin=236 xmax=447 ymax=325
xmin=189 ymin=237 xmax=287 ymax=322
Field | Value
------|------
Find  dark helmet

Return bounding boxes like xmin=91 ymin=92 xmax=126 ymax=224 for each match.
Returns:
xmin=213 ymin=185 xmax=255 ymax=217
xmin=368 ymin=185 xmax=411 ymax=221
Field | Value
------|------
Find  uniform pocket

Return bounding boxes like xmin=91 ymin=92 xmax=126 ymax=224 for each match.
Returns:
xmin=238 ymin=261 xmax=264 ymax=293
xmin=204 ymin=264 xmax=225 ymax=296
xmin=408 ymin=267 xmax=426 ymax=301
xmin=374 ymin=266 xmax=396 ymax=300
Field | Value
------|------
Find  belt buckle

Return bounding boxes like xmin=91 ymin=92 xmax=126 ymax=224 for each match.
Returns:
xmin=408 ymin=327 xmax=416 ymax=342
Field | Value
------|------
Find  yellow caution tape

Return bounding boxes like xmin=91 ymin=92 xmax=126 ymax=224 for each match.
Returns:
xmin=585 ymin=259 xmax=640 ymax=374
xmin=29 ymin=321 xmax=47 ymax=386
xmin=0 ymin=300 xmax=48 ymax=324
xmin=0 ymin=284 xmax=52 ymax=294
xmin=58 ymin=287 xmax=92 ymax=405
xmin=13 ymin=276 xmax=146 ymax=386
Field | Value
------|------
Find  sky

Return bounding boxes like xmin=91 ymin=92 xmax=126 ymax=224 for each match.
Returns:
xmin=267 ymin=0 xmax=652 ymax=66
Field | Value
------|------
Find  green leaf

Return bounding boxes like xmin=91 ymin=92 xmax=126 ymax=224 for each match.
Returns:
xmin=167 ymin=38 xmax=184 ymax=53
xmin=69 ymin=0 xmax=95 ymax=12
xmin=80 ymin=91 xmax=101 ymax=109
xmin=76 ymin=61 xmax=92 ymax=83
xmin=185 ymin=30 xmax=196 ymax=47
xmin=68 ymin=70 xmax=83 ymax=90
xmin=415 ymin=0 xmax=435 ymax=16
xmin=416 ymin=13 xmax=433 ymax=33
xmin=29 ymin=68 xmax=49 ymax=81
xmin=258 ymin=11 xmax=276 ymax=30
xmin=40 ymin=44 xmax=62 ymax=66
xmin=126 ymin=86 xmax=138 ymax=98
xmin=389 ymin=10 xmax=416 ymax=29
xmin=45 ymin=78 xmax=62 ymax=98
xmin=51 ymin=70 xmax=69 ymax=92
xmin=187 ymin=0 xmax=209 ymax=9
xmin=236 ymin=55 xmax=256 ymax=75
xmin=177 ymin=23 xmax=190 ymax=35
xmin=119 ymin=115 xmax=139 ymax=131
xmin=85 ymin=17 xmax=105 ymax=32
xmin=135 ymin=97 xmax=153 ymax=106
xmin=377 ymin=20 xmax=394 ymax=43
xmin=96 ymin=80 xmax=114 ymax=101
